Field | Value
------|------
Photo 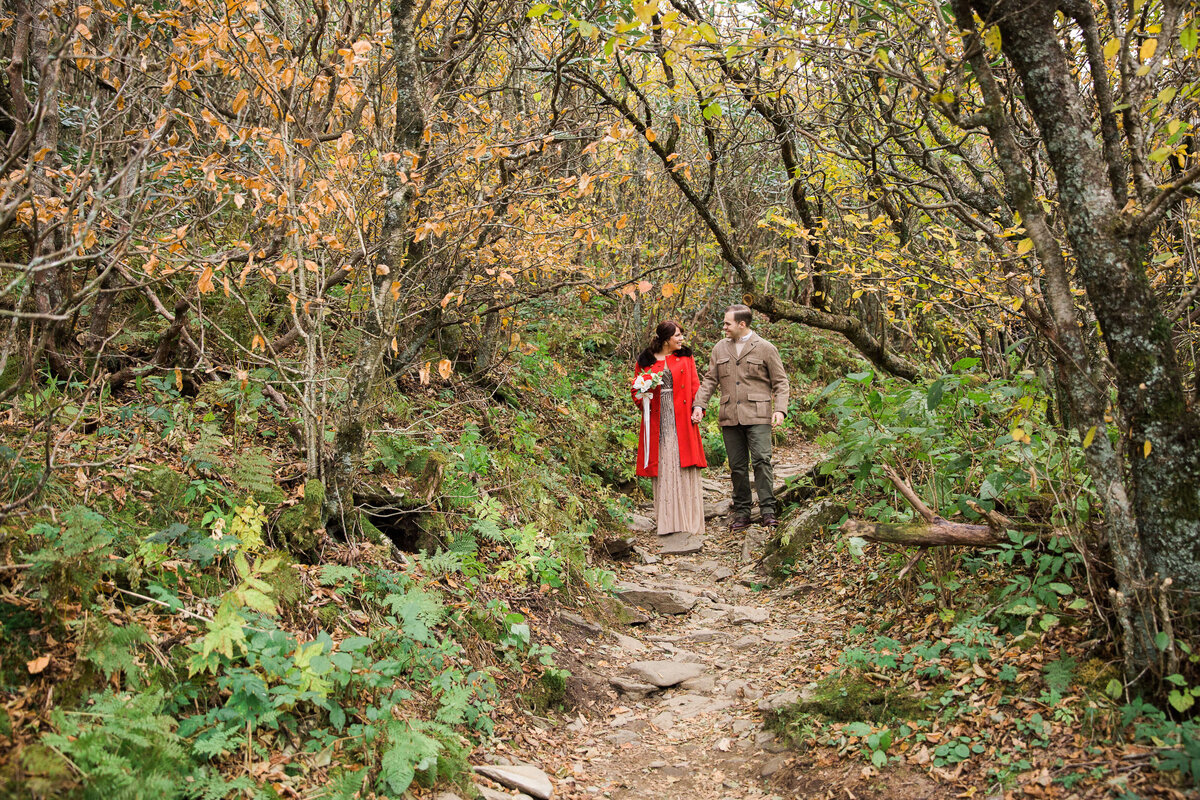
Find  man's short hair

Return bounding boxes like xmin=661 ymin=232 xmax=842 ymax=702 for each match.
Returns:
xmin=727 ymin=304 xmax=752 ymax=326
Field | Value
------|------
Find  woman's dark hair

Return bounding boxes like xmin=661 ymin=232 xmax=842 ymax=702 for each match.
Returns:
xmin=636 ymin=320 xmax=692 ymax=367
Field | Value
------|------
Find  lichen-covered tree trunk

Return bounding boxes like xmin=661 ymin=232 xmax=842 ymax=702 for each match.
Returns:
xmin=971 ymin=0 xmax=1200 ymax=590
xmin=952 ymin=0 xmax=1157 ymax=678
xmin=326 ymin=0 xmax=427 ymax=537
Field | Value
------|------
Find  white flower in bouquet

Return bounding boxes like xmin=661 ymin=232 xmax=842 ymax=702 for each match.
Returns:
xmin=632 ymin=369 xmax=665 ymax=468
xmin=632 ymin=370 xmax=664 ymax=400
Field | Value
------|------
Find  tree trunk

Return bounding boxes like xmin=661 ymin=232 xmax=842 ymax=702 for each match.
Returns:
xmin=971 ymin=0 xmax=1200 ymax=589
xmin=953 ymin=0 xmax=1158 ymax=679
xmin=327 ymin=0 xmax=427 ymax=533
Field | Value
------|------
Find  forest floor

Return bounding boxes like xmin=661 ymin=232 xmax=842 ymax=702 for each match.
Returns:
xmin=466 ymin=443 xmax=942 ymax=800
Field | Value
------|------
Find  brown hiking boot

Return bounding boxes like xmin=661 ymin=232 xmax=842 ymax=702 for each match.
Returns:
xmin=761 ymin=513 xmax=779 ymax=528
xmin=729 ymin=514 xmax=751 ymax=532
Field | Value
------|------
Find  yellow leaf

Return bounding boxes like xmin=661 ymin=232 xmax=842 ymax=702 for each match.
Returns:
xmin=174 ymin=368 xmax=183 ymax=391
xmin=197 ymin=265 xmax=215 ymax=293
xmin=251 ymin=334 xmax=266 ymax=352
xmin=437 ymin=358 xmax=453 ymax=380
xmin=231 ymin=89 xmax=249 ymax=114
xmin=1016 ymin=238 xmax=1034 ymax=255
xmin=644 ymin=127 xmax=656 ymax=143
xmin=1139 ymin=37 xmax=1157 ymax=62
xmin=418 ymin=362 xmax=431 ymax=385
xmin=1103 ymin=38 xmax=1119 ymax=60
xmin=1144 ymin=439 xmax=1152 ymax=458
xmin=1082 ymin=425 xmax=1096 ymax=448
xmin=27 ymin=655 xmax=50 ymax=674
xmin=661 ymin=282 xmax=677 ymax=297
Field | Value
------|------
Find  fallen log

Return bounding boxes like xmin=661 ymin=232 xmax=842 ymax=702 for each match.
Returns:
xmin=840 ymin=463 xmax=1006 ymax=575
xmin=842 ymin=518 xmax=1003 ymax=547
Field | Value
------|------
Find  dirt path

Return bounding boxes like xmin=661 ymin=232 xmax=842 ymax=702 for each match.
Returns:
xmin=473 ymin=444 xmax=881 ymax=800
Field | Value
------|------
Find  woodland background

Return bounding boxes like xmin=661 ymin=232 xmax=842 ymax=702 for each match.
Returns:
xmin=2 ymin=0 xmax=1200 ymax=796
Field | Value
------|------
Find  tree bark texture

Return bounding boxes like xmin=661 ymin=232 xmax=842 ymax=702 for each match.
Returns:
xmin=842 ymin=518 xmax=1002 ymax=547
xmin=951 ymin=0 xmax=1158 ymax=678
xmin=971 ymin=0 xmax=1200 ymax=588
xmin=328 ymin=0 xmax=427 ymax=521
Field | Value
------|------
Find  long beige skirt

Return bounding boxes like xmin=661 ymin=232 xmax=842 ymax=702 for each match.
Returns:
xmin=652 ymin=389 xmax=704 ymax=536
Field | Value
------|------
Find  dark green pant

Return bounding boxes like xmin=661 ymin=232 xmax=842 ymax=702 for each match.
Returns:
xmin=722 ymin=424 xmax=775 ymax=517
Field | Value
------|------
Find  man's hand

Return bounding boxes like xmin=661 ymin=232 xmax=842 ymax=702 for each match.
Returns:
xmin=691 ymin=407 xmax=704 ymax=424
xmin=771 ymin=411 xmax=785 ymax=428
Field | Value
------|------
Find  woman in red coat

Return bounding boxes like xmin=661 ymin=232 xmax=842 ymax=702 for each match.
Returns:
xmin=632 ymin=321 xmax=707 ymax=538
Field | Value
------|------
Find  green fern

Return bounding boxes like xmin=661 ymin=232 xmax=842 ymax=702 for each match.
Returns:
xmin=230 ymin=446 xmax=278 ymax=502
xmin=378 ymin=720 xmax=441 ymax=795
xmin=185 ymin=423 xmax=226 ymax=475
xmin=41 ymin=690 xmax=196 ymax=800
xmin=81 ymin=620 xmax=149 ymax=688
xmin=383 ymin=587 xmax=444 ymax=644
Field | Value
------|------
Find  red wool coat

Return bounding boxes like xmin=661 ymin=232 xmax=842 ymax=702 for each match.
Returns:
xmin=632 ymin=354 xmax=708 ymax=478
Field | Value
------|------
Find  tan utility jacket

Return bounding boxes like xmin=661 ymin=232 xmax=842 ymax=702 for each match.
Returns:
xmin=693 ymin=332 xmax=790 ymax=426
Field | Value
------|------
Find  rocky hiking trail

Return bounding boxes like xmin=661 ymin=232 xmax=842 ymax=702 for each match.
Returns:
xmin=453 ymin=445 xmax=938 ymax=800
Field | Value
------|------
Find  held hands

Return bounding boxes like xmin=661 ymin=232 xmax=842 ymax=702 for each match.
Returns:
xmin=691 ymin=407 xmax=704 ymax=424
xmin=772 ymin=411 xmax=785 ymax=428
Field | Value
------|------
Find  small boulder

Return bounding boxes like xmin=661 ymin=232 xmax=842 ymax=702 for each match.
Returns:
xmin=627 ymin=660 xmax=706 ymax=688
xmin=616 ymin=582 xmax=698 ymax=615
xmin=730 ymin=606 xmax=770 ymax=625
xmin=474 ymin=763 xmax=553 ymax=800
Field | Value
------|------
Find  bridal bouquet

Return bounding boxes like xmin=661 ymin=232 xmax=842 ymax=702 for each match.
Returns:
xmin=632 ymin=370 xmax=664 ymax=468
xmin=632 ymin=370 xmax=664 ymax=400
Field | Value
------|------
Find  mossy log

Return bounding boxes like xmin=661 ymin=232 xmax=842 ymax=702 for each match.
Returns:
xmin=842 ymin=518 xmax=1002 ymax=547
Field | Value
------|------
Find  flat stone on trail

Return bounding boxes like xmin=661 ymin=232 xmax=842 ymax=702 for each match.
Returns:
xmin=763 ymin=629 xmax=800 ymax=642
xmin=757 ymin=689 xmax=802 ymax=713
xmin=605 ymin=729 xmax=640 ymax=745
xmin=609 ymin=676 xmax=657 ymax=698
xmin=474 ymin=787 xmax=512 ymax=800
xmin=616 ymin=582 xmax=698 ymax=615
xmin=659 ymin=530 xmax=704 ymax=555
xmin=627 ymin=660 xmax=706 ymax=687
xmin=712 ymin=566 xmax=735 ymax=581
xmin=474 ymin=764 xmax=553 ymax=799
xmin=662 ymin=693 xmax=734 ymax=718
xmin=628 ymin=513 xmax=656 ymax=532
xmin=680 ymin=674 xmax=717 ymax=692
xmin=559 ymin=612 xmax=602 ymax=635
xmin=730 ymin=606 xmax=770 ymax=624
xmin=613 ymin=633 xmax=648 ymax=654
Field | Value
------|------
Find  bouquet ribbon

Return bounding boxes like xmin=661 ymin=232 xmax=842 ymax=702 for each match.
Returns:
xmin=642 ymin=395 xmax=651 ymax=468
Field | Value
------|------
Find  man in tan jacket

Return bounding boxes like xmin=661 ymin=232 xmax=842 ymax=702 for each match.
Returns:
xmin=691 ymin=305 xmax=790 ymax=530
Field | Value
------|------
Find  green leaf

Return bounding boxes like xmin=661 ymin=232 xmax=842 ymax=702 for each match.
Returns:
xmin=1105 ymin=678 xmax=1123 ymax=698
xmin=926 ymin=379 xmax=945 ymax=411
xmin=1156 ymin=631 xmax=1171 ymax=651
xmin=1048 ymin=582 xmax=1073 ymax=595
xmin=1149 ymin=146 xmax=1173 ymax=162
xmin=1168 ymin=689 xmax=1195 ymax=712
xmin=527 ymin=2 xmax=551 ymax=18
xmin=1182 ymin=23 xmax=1198 ymax=53
xmin=339 ymin=636 xmax=374 ymax=651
